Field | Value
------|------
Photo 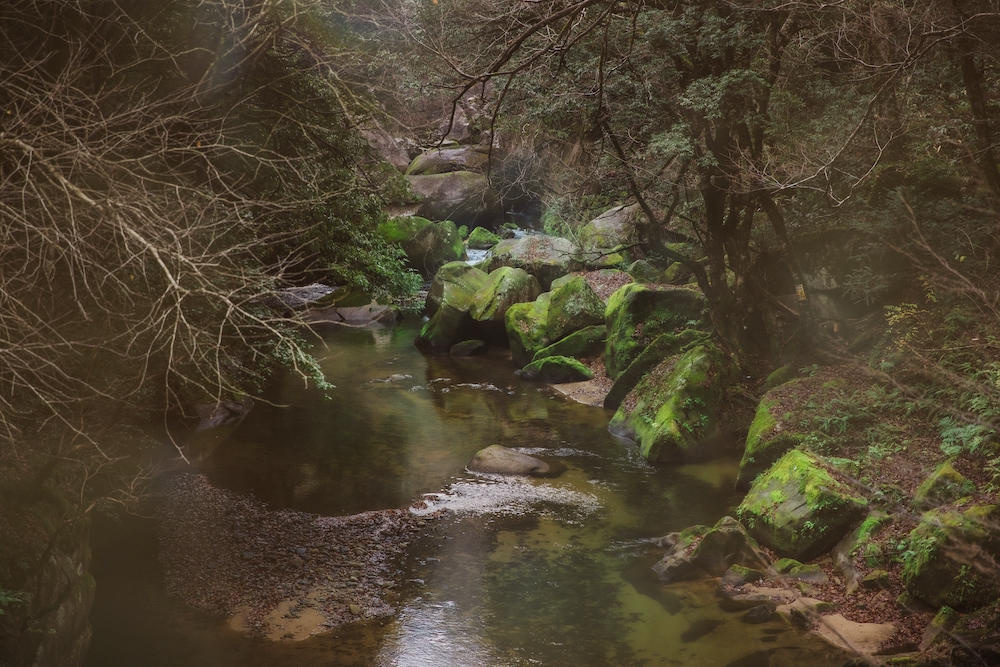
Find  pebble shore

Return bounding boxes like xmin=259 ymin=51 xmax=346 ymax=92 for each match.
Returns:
xmin=158 ymin=474 xmax=431 ymax=639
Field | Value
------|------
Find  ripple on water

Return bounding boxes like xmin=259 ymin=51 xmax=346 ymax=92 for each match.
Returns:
xmin=409 ymin=475 xmax=602 ymax=518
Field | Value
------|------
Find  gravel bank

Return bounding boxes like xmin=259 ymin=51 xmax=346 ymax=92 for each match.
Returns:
xmin=158 ymin=474 xmax=430 ymax=639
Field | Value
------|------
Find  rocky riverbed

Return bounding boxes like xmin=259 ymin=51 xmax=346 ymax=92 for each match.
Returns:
xmin=158 ymin=474 xmax=432 ymax=640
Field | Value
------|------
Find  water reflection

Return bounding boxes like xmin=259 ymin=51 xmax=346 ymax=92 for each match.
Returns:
xmin=88 ymin=320 xmax=853 ymax=667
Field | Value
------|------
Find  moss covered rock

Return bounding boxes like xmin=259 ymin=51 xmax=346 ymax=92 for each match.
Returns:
xmin=487 ymin=235 xmax=581 ymax=289
xmin=405 ymin=146 xmax=489 ymax=176
xmin=736 ymin=394 xmax=806 ymax=491
xmin=626 ymin=259 xmax=662 ymax=283
xmin=737 ymin=449 xmax=868 ymax=560
xmin=532 ymin=325 xmax=607 ymax=362
xmin=578 ymin=204 xmax=641 ymax=252
xmin=469 ymin=267 xmax=541 ymax=341
xmin=652 ymin=524 xmax=711 ymax=583
xmin=450 ymin=339 xmax=488 ymax=356
xmin=378 ymin=216 xmax=466 ymax=276
xmin=545 ymin=275 xmax=605 ymax=343
xmin=518 ymin=356 xmax=595 ymax=384
xmin=415 ymin=263 xmax=489 ymax=354
xmin=902 ymin=505 xmax=1000 ymax=611
xmin=467 ymin=226 xmax=501 ymax=250
xmin=377 ymin=215 xmax=432 ymax=244
xmin=913 ymin=461 xmax=976 ymax=508
xmin=609 ymin=344 xmax=723 ymax=462
xmin=425 ymin=262 xmax=490 ymax=318
xmin=505 ymin=294 xmax=551 ymax=367
xmin=604 ymin=284 xmax=709 ymax=380
xmin=690 ymin=516 xmax=768 ymax=576
xmin=603 ymin=330 xmax=711 ymax=411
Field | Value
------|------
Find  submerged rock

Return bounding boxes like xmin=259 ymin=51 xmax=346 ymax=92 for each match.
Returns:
xmin=466 ymin=445 xmax=554 ymax=477
xmin=737 ymin=449 xmax=868 ymax=561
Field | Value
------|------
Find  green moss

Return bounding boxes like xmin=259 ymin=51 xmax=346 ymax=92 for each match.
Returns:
xmin=469 ymin=267 xmax=541 ymax=324
xmin=736 ymin=396 xmax=804 ymax=490
xmin=914 ymin=461 xmax=976 ymax=508
xmin=520 ymin=356 xmax=595 ymax=383
xmin=546 ymin=276 xmax=605 ymax=342
xmin=609 ymin=344 xmax=723 ymax=462
xmin=376 ymin=215 xmax=432 ymax=244
xmin=604 ymin=329 xmax=711 ymax=411
xmin=505 ymin=294 xmax=552 ymax=367
xmin=532 ymin=325 xmax=607 ymax=362
xmin=468 ymin=226 xmax=501 ymax=249
xmin=764 ymin=366 xmax=796 ymax=390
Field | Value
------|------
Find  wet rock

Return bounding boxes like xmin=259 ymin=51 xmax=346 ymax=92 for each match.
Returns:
xmin=652 ymin=525 xmax=710 ymax=584
xmin=680 ymin=618 xmax=723 ymax=643
xmin=743 ymin=605 xmax=775 ymax=624
xmin=690 ymin=516 xmax=768 ymax=576
xmin=466 ymin=445 xmax=554 ymax=477
xmin=532 ymin=325 xmax=606 ymax=363
xmin=517 ymin=356 xmax=594 ymax=384
xmin=450 ymin=339 xmax=488 ymax=356
xmin=720 ymin=564 xmax=764 ymax=590
xmin=718 ymin=586 xmax=796 ymax=612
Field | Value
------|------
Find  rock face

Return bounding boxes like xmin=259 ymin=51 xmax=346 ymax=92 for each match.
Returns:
xmin=902 ymin=505 xmax=1000 ymax=610
xmin=517 ymin=356 xmax=595 ymax=384
xmin=407 ymin=172 xmax=500 ymax=228
xmin=415 ymin=262 xmax=489 ymax=353
xmin=604 ymin=284 xmax=709 ymax=380
xmin=609 ymin=344 xmax=723 ymax=462
xmin=467 ymin=445 xmax=553 ymax=476
xmin=487 ymin=235 xmax=581 ymax=289
xmin=405 ymin=146 xmax=489 ymax=176
xmin=737 ymin=449 xmax=868 ymax=561
xmin=469 ymin=267 xmax=541 ymax=342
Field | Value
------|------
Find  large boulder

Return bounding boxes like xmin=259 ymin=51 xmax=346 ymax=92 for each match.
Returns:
xmin=487 ymin=235 xmax=581 ymax=289
xmin=737 ymin=449 xmax=868 ymax=560
xmin=405 ymin=146 xmax=489 ymax=176
xmin=578 ymin=204 xmax=642 ymax=254
xmin=467 ymin=226 xmax=501 ymax=250
xmin=902 ymin=505 xmax=1000 ymax=611
xmin=378 ymin=216 xmax=465 ymax=276
xmin=469 ymin=267 xmax=541 ymax=341
xmin=517 ymin=356 xmax=594 ymax=384
xmin=603 ymin=330 xmax=710 ymax=411
xmin=690 ymin=516 xmax=768 ymax=576
xmin=609 ymin=344 xmax=724 ymax=462
xmin=736 ymin=394 xmax=806 ymax=491
xmin=415 ymin=263 xmax=489 ymax=353
xmin=467 ymin=445 xmax=554 ymax=476
xmin=545 ymin=275 xmax=605 ymax=343
xmin=913 ymin=461 xmax=976 ymax=508
xmin=407 ymin=171 xmax=501 ymax=227
xmin=604 ymin=284 xmax=710 ymax=380
xmin=505 ymin=294 xmax=551 ymax=367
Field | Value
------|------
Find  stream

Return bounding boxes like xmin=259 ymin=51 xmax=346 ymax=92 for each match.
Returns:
xmin=85 ymin=319 xmax=851 ymax=667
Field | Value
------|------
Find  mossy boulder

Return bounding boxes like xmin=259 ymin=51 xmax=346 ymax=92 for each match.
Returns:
xmin=487 ymin=235 xmax=581 ymax=289
xmin=902 ymin=505 xmax=1000 ymax=611
xmin=469 ymin=267 xmax=541 ymax=341
xmin=407 ymin=171 xmax=501 ymax=227
xmin=505 ymin=294 xmax=551 ymax=367
xmin=377 ymin=215 xmax=432 ymax=244
xmin=736 ymin=394 xmax=806 ymax=491
xmin=450 ymin=339 xmax=488 ymax=356
xmin=425 ymin=262 xmax=490 ymax=318
xmin=626 ymin=259 xmax=662 ymax=283
xmin=415 ymin=263 xmax=489 ymax=354
xmin=578 ymin=204 xmax=641 ymax=253
xmin=764 ymin=366 xmax=796 ymax=390
xmin=690 ymin=516 xmax=768 ymax=576
xmin=609 ymin=344 xmax=723 ymax=462
xmin=411 ymin=220 xmax=467 ymax=275
xmin=405 ymin=146 xmax=489 ymax=176
xmin=737 ymin=449 xmax=869 ymax=560
xmin=603 ymin=330 xmax=711 ymax=411
xmin=652 ymin=524 xmax=711 ymax=583
xmin=545 ymin=276 xmax=605 ymax=343
xmin=517 ymin=356 xmax=595 ymax=384
xmin=604 ymin=284 xmax=710 ymax=380
xmin=467 ymin=226 xmax=501 ymax=250
xmin=532 ymin=325 xmax=607 ymax=362
xmin=913 ymin=461 xmax=976 ymax=508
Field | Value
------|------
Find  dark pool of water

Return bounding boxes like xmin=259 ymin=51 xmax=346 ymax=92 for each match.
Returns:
xmin=86 ymin=319 xmax=851 ymax=667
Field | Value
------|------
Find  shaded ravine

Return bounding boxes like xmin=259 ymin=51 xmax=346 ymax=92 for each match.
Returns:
xmin=86 ymin=319 xmax=851 ymax=667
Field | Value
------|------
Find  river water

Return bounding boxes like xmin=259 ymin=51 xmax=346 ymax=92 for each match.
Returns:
xmin=86 ymin=319 xmax=850 ymax=667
